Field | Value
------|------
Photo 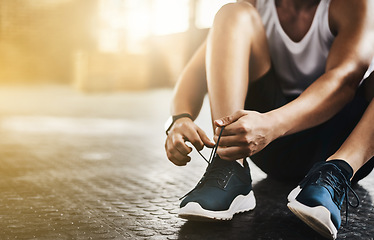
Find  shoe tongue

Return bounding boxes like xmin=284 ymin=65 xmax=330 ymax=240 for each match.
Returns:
xmin=210 ymin=156 xmax=233 ymax=168
xmin=328 ymin=159 xmax=353 ymax=180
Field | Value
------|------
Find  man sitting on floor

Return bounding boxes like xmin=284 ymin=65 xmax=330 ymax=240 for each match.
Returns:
xmin=164 ymin=0 xmax=374 ymax=239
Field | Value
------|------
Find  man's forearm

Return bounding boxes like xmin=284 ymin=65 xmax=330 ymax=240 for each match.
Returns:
xmin=267 ymin=69 xmax=359 ymax=138
xmin=171 ymin=41 xmax=208 ymax=119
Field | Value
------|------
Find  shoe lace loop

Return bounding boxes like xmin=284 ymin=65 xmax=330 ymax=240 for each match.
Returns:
xmin=341 ymin=174 xmax=360 ymax=224
xmin=179 ymin=127 xmax=225 ymax=200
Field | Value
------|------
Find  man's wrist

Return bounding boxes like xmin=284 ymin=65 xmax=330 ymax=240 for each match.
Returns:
xmin=265 ymin=110 xmax=287 ymax=139
xmin=164 ymin=113 xmax=193 ymax=135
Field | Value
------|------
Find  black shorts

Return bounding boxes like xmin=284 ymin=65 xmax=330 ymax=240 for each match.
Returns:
xmin=244 ymin=68 xmax=373 ymax=182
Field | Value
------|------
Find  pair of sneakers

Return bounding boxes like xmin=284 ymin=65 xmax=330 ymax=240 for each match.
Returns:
xmin=179 ymin=157 xmax=359 ymax=240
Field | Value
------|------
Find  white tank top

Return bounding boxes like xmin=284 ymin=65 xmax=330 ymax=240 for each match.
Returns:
xmin=256 ymin=0 xmax=374 ymax=96
xmin=256 ymin=0 xmax=334 ymax=96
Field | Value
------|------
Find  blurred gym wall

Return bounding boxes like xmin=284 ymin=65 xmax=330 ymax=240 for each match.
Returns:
xmin=0 ymin=0 xmax=234 ymax=91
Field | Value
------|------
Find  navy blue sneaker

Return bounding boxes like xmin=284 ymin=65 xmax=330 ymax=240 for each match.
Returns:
xmin=179 ymin=156 xmax=255 ymax=220
xmin=287 ymin=161 xmax=359 ymax=240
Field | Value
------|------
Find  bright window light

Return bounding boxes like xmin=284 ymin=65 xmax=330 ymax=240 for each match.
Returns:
xmin=124 ymin=1 xmax=151 ymax=41
xmin=98 ymin=0 xmax=235 ymax=53
xmin=195 ymin=0 xmax=235 ymax=29
xmin=98 ymin=0 xmax=127 ymax=52
xmin=151 ymin=0 xmax=190 ymax=36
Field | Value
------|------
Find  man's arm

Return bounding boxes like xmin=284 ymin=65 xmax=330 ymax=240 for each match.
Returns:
xmin=215 ymin=0 xmax=374 ymax=160
xmin=166 ymin=40 xmax=216 ymax=166
xmin=269 ymin=0 xmax=374 ymax=137
xmin=171 ymin=41 xmax=207 ymax=119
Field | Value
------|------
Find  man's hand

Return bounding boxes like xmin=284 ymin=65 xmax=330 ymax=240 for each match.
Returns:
xmin=165 ymin=118 xmax=215 ymax=166
xmin=213 ymin=110 xmax=277 ymax=161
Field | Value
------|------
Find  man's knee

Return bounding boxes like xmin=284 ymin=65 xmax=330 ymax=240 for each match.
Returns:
xmin=213 ymin=2 xmax=262 ymax=30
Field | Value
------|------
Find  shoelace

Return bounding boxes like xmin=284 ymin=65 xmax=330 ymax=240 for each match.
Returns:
xmin=196 ymin=126 xmax=225 ymax=165
xmin=301 ymin=165 xmax=360 ymax=225
xmin=323 ymin=171 xmax=360 ymax=225
xmin=179 ymin=126 xmax=225 ymax=200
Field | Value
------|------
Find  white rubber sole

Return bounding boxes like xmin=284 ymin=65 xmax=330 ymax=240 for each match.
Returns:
xmin=179 ymin=191 xmax=256 ymax=221
xmin=287 ymin=200 xmax=337 ymax=240
xmin=287 ymin=186 xmax=301 ymax=202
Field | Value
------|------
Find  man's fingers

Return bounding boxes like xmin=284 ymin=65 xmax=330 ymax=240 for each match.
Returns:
xmin=215 ymin=134 xmax=248 ymax=147
xmin=215 ymin=119 xmax=247 ymax=137
xmin=197 ymin=128 xmax=215 ymax=148
xmin=165 ymin=120 xmax=215 ymax=166
xmin=184 ymin=129 xmax=206 ymax=151
xmin=214 ymin=110 xmax=247 ymax=127
xmin=172 ymin=135 xmax=192 ymax=155
xmin=169 ymin=154 xmax=191 ymax=166
xmin=165 ymin=140 xmax=191 ymax=166
xmin=216 ymin=146 xmax=248 ymax=161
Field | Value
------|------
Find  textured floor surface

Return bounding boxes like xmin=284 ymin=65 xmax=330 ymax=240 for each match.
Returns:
xmin=0 ymin=85 xmax=373 ymax=240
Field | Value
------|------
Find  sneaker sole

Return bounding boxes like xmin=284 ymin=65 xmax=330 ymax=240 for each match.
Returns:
xmin=178 ymin=190 xmax=256 ymax=221
xmin=287 ymin=200 xmax=337 ymax=240
xmin=287 ymin=186 xmax=301 ymax=202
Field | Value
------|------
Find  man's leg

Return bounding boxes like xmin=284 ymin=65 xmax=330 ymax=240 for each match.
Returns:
xmin=250 ymin=79 xmax=370 ymax=181
xmin=179 ymin=2 xmax=272 ymax=221
xmin=206 ymin=2 xmax=271 ymax=122
xmin=287 ymin=75 xmax=374 ymax=240
xmin=327 ymin=74 xmax=374 ymax=174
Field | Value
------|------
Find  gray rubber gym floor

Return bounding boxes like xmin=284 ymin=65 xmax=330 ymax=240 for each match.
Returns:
xmin=0 ymin=85 xmax=373 ymax=240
